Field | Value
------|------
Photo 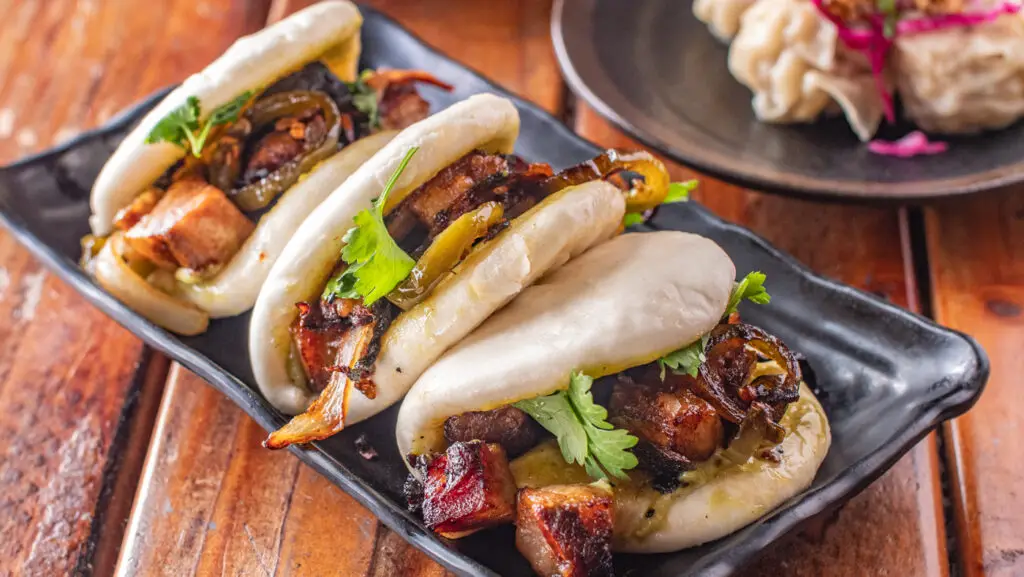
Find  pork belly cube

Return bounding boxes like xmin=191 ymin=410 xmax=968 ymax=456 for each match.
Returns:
xmin=609 ymin=376 xmax=723 ymax=463
xmin=113 ymin=188 xmax=161 ymax=231
xmin=124 ymin=176 xmax=254 ymax=271
xmin=516 ymin=484 xmax=614 ymax=577
xmin=422 ymin=441 xmax=517 ymax=538
xmin=444 ymin=405 xmax=542 ymax=458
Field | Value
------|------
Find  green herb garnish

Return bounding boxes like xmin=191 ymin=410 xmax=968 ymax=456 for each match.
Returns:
xmin=347 ymin=70 xmax=380 ymax=129
xmin=877 ymin=0 xmax=899 ymax=38
xmin=657 ymin=333 xmax=710 ymax=380
xmin=515 ymin=371 xmax=638 ymax=480
xmin=623 ymin=179 xmax=698 ymax=227
xmin=145 ymin=91 xmax=252 ymax=157
xmin=322 ymin=147 xmax=418 ymax=305
xmin=656 ymin=272 xmax=771 ymax=379
xmin=725 ymin=271 xmax=771 ymax=317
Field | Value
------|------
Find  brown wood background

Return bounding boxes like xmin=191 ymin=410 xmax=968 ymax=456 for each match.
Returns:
xmin=0 ymin=0 xmax=1017 ymax=575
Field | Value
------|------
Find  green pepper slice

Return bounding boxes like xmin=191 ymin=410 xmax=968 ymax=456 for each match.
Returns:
xmin=386 ymin=201 xmax=505 ymax=311
xmin=226 ymin=90 xmax=341 ymax=212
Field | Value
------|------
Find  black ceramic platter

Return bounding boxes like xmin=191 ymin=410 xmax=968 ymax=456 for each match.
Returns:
xmin=552 ymin=0 xmax=1024 ymax=201
xmin=0 ymin=6 xmax=988 ymax=577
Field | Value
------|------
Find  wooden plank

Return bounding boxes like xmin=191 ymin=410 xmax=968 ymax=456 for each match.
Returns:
xmin=925 ymin=190 xmax=1024 ymax=577
xmin=0 ymin=1 xmax=271 ymax=574
xmin=574 ymin=104 xmax=947 ymax=577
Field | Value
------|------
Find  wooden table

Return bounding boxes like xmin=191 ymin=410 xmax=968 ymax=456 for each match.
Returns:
xmin=0 ymin=0 xmax=1019 ymax=575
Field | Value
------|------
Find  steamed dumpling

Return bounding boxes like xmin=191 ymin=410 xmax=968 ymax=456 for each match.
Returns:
xmin=894 ymin=5 xmax=1024 ymax=133
xmin=726 ymin=0 xmax=886 ymax=141
xmin=693 ymin=0 xmax=756 ymax=41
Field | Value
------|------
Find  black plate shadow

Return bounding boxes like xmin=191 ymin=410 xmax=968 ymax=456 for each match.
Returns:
xmin=0 ymin=6 xmax=987 ymax=577
xmin=553 ymin=0 xmax=1024 ymax=201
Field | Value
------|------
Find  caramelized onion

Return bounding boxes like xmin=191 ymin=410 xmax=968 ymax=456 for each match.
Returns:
xmin=264 ymin=319 xmax=375 ymax=449
xmin=720 ymin=401 xmax=785 ymax=465
xmin=694 ymin=323 xmax=801 ymax=424
xmin=92 ymin=234 xmax=209 ymax=336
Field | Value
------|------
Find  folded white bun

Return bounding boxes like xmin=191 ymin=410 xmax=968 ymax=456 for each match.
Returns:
xmin=250 ymin=94 xmax=626 ymax=418
xmin=396 ymin=231 xmax=737 ymax=457
xmin=90 ymin=0 xmax=362 ymax=236
xmin=394 ymin=231 xmax=831 ymax=553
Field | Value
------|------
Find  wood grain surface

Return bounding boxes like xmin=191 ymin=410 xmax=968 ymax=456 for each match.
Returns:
xmin=0 ymin=0 xmax=270 ymax=574
xmin=0 ymin=0 xmax=1011 ymax=576
xmin=926 ymin=191 xmax=1024 ymax=577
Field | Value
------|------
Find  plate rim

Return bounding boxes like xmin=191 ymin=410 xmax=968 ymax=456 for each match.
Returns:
xmin=0 ymin=5 xmax=990 ymax=575
xmin=551 ymin=0 xmax=1024 ymax=202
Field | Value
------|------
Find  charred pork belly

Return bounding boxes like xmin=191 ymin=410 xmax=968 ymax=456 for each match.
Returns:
xmin=291 ymin=297 xmax=394 ymax=396
xmin=123 ymin=175 xmax=254 ymax=272
xmin=431 ymin=157 xmax=553 ymax=234
xmin=420 ymin=441 xmax=517 ymax=538
xmin=365 ymin=69 xmax=454 ymax=131
xmin=609 ymin=373 xmax=724 ymax=463
xmin=379 ymin=82 xmax=431 ymax=131
xmin=443 ymin=405 xmax=543 ymax=458
xmin=516 ymin=483 xmax=615 ymax=577
xmin=405 ymin=152 xmax=511 ymax=227
xmin=113 ymin=189 xmax=161 ymax=232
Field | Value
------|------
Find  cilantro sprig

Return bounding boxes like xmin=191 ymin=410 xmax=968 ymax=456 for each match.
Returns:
xmin=145 ymin=91 xmax=252 ymax=158
xmin=623 ymin=179 xmax=697 ymax=227
xmin=322 ymin=147 xmax=418 ymax=305
xmin=347 ymin=70 xmax=380 ymax=129
xmin=658 ymin=334 xmax=710 ymax=380
xmin=515 ymin=371 xmax=638 ymax=480
xmin=657 ymin=272 xmax=772 ymax=379
xmin=726 ymin=271 xmax=771 ymax=317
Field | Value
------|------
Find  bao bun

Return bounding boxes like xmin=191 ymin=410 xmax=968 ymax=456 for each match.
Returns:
xmin=250 ymin=94 xmax=626 ymax=419
xmin=395 ymin=231 xmax=831 ymax=552
xmin=89 ymin=1 xmax=376 ymax=318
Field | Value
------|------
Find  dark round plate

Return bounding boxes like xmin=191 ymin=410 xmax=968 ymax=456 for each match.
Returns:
xmin=552 ymin=0 xmax=1024 ymax=201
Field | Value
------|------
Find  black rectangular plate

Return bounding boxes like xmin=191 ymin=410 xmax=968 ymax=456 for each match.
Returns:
xmin=0 ymin=6 xmax=987 ymax=577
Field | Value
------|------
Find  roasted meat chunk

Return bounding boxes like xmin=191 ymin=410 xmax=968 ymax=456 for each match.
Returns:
xmin=113 ymin=188 xmax=161 ymax=231
xmin=379 ymin=83 xmax=432 ymax=131
xmin=516 ymin=483 xmax=615 ymax=577
xmin=123 ymin=176 xmax=254 ymax=271
xmin=405 ymin=152 xmax=510 ymax=227
xmin=609 ymin=374 xmax=724 ymax=463
xmin=290 ymin=297 xmax=393 ymax=396
xmin=443 ymin=405 xmax=542 ymax=458
xmin=421 ymin=441 xmax=517 ymax=538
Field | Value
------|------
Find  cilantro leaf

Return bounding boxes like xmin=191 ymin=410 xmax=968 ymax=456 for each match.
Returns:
xmin=516 ymin=371 xmax=638 ymax=481
xmin=622 ymin=179 xmax=697 ymax=227
xmin=145 ymin=91 xmax=252 ymax=158
xmin=514 ymin=392 xmax=588 ymax=467
xmin=725 ymin=271 xmax=771 ymax=317
xmin=665 ymin=179 xmax=698 ymax=203
xmin=145 ymin=96 xmax=200 ymax=150
xmin=348 ymin=70 xmax=380 ymax=129
xmin=657 ymin=333 xmax=710 ymax=380
xmin=567 ymin=371 xmax=611 ymax=429
xmin=322 ymin=147 xmax=418 ymax=305
xmin=622 ymin=212 xmax=646 ymax=227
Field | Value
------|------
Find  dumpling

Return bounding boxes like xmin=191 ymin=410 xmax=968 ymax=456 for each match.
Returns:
xmin=694 ymin=0 xmax=756 ymax=41
xmin=725 ymin=0 xmax=887 ymax=141
xmin=894 ymin=7 xmax=1024 ymax=133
